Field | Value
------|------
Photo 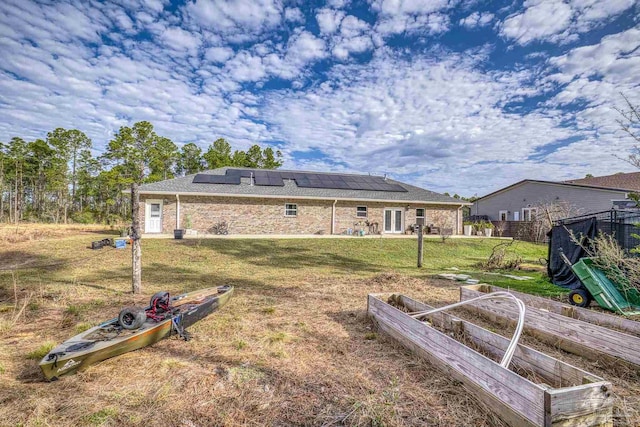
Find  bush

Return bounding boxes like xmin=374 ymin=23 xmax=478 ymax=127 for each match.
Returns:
xmin=71 ymin=211 xmax=96 ymax=224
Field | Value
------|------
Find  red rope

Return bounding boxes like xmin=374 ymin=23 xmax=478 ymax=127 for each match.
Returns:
xmin=145 ymin=293 xmax=171 ymax=322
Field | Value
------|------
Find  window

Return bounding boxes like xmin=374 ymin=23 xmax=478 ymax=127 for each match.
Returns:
xmin=416 ymin=208 xmax=425 ymax=225
xmin=513 ymin=211 xmax=520 ymax=221
xmin=356 ymin=206 xmax=368 ymax=218
xmin=285 ymin=203 xmax=297 ymax=217
xmin=499 ymin=210 xmax=508 ymax=221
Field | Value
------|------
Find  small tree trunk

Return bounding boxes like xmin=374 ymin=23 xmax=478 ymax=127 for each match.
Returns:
xmin=417 ymin=225 xmax=424 ymax=268
xmin=14 ymin=176 xmax=18 ymax=224
xmin=131 ymin=182 xmax=142 ymax=294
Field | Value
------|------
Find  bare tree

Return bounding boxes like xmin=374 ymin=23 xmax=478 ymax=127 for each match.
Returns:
xmin=615 ymin=93 xmax=640 ymax=167
xmin=518 ymin=200 xmax=582 ymax=242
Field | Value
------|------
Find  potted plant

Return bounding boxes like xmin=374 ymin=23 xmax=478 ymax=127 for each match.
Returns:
xmin=473 ymin=222 xmax=484 ymax=236
xmin=184 ymin=214 xmax=197 ymax=236
xmin=463 ymin=221 xmax=473 ymax=236
xmin=484 ymin=221 xmax=494 ymax=237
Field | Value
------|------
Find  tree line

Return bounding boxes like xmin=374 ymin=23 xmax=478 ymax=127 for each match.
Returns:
xmin=0 ymin=121 xmax=283 ymax=224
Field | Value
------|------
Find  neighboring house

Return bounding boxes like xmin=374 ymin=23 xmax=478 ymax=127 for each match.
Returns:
xmin=137 ymin=167 xmax=469 ymax=235
xmin=564 ymin=172 xmax=640 ymax=192
xmin=471 ymin=179 xmax=634 ymax=222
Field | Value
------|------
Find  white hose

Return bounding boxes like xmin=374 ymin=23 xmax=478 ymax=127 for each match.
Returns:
xmin=408 ymin=292 xmax=526 ymax=369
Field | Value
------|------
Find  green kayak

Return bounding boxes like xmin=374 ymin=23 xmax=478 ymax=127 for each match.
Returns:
xmin=39 ymin=285 xmax=234 ymax=381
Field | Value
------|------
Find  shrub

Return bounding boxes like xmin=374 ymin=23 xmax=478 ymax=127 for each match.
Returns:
xmin=71 ymin=211 xmax=96 ymax=224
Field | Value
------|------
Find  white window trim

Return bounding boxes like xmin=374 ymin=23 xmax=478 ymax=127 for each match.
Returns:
xmin=513 ymin=211 xmax=520 ymax=221
xmin=384 ymin=207 xmax=404 ymax=234
xmin=522 ymin=207 xmax=537 ymax=222
xmin=416 ymin=208 xmax=425 ymax=225
xmin=356 ymin=206 xmax=368 ymax=218
xmin=284 ymin=203 xmax=297 ymax=217
xmin=499 ymin=210 xmax=508 ymax=221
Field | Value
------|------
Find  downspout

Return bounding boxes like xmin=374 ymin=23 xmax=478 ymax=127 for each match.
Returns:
xmin=176 ymin=194 xmax=180 ymax=230
xmin=457 ymin=204 xmax=463 ymax=235
xmin=331 ymin=199 xmax=337 ymax=235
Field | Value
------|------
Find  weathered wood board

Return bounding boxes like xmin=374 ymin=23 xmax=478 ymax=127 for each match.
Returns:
xmin=464 ymin=284 xmax=640 ymax=337
xmin=460 ymin=285 xmax=640 ymax=368
xmin=368 ymin=293 xmax=613 ymax=427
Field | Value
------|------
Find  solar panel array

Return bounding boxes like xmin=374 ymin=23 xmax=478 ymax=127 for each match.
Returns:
xmin=193 ymin=169 xmax=407 ymax=192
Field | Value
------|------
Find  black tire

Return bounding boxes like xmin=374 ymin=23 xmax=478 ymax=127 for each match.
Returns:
xmin=118 ymin=307 xmax=146 ymax=330
xmin=150 ymin=291 xmax=170 ymax=308
xmin=568 ymin=289 xmax=592 ymax=308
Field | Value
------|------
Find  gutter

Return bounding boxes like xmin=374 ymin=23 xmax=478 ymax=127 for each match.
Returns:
xmin=176 ymin=194 xmax=180 ymax=229
xmin=134 ymin=190 xmax=472 ymax=206
xmin=331 ymin=199 xmax=337 ymax=235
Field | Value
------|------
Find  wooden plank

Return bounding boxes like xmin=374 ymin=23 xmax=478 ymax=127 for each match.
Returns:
xmin=398 ymin=295 xmax=601 ymax=389
xmin=547 ymin=383 xmax=614 ymax=427
xmin=469 ymin=284 xmax=640 ymax=338
xmin=368 ymin=294 xmax=545 ymax=426
xmin=460 ymin=287 xmax=640 ymax=368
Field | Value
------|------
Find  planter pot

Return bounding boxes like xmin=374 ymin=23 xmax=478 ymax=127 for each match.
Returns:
xmin=484 ymin=228 xmax=493 ymax=237
xmin=476 ymin=231 xmax=483 ymax=236
xmin=463 ymin=225 xmax=473 ymax=236
xmin=174 ymin=229 xmax=184 ymax=240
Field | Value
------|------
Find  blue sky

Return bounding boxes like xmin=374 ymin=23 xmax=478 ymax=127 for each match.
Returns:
xmin=0 ymin=0 xmax=639 ymax=196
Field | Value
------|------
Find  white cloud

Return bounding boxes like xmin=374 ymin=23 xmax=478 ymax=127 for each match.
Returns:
xmin=500 ymin=0 xmax=637 ymax=45
xmin=205 ymin=46 xmax=235 ymax=63
xmin=225 ymin=51 xmax=267 ymax=82
xmin=286 ymin=31 xmax=327 ymax=65
xmin=500 ymin=0 xmax=573 ymax=45
xmin=459 ymin=11 xmax=495 ymax=29
xmin=284 ymin=7 xmax=304 ymax=23
xmin=316 ymin=8 xmax=345 ymax=35
xmin=184 ymin=0 xmax=283 ymax=37
xmin=160 ymin=27 xmax=201 ymax=54
xmin=375 ymin=12 xmax=451 ymax=36
xmin=369 ymin=0 xmax=452 ymax=15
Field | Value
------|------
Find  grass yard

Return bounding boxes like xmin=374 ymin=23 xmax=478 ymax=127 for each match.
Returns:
xmin=0 ymin=225 xmax=638 ymax=426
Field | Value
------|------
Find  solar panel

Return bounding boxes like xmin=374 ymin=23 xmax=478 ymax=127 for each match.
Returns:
xmin=193 ymin=169 xmax=407 ymax=192
xmin=193 ymin=174 xmax=241 ymax=184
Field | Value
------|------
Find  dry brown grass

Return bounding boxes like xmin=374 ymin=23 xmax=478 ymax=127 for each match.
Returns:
xmin=0 ymin=223 xmax=115 ymax=244
xmin=0 ymin=229 xmax=638 ymax=426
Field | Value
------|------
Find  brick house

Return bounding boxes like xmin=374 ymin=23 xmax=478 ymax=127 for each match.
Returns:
xmin=137 ymin=167 xmax=468 ymax=235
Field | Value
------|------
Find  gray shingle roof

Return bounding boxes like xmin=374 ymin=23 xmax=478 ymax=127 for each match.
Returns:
xmin=139 ymin=167 xmax=467 ymax=205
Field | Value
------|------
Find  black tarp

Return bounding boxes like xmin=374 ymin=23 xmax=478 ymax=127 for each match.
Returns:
xmin=547 ymin=217 xmax=597 ymax=290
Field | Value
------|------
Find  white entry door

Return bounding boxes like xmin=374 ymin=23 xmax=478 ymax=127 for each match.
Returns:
xmin=145 ymin=200 xmax=163 ymax=233
xmin=384 ymin=209 xmax=404 ymax=233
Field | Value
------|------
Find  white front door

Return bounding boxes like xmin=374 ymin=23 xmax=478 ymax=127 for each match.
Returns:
xmin=145 ymin=200 xmax=163 ymax=233
xmin=384 ymin=209 xmax=404 ymax=233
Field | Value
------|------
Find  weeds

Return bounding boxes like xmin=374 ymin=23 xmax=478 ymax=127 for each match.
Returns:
xmin=481 ymin=240 xmax=523 ymax=270
xmin=26 ymin=342 xmax=56 ymax=360
xmin=233 ymin=340 xmax=247 ymax=350
xmin=75 ymin=322 xmax=94 ymax=333
xmin=86 ymin=408 xmax=118 ymax=425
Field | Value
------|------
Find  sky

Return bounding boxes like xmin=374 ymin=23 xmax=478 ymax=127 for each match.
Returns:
xmin=0 ymin=0 xmax=639 ymax=197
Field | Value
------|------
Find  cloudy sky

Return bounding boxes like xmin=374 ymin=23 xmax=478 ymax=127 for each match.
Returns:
xmin=0 ymin=0 xmax=639 ymax=196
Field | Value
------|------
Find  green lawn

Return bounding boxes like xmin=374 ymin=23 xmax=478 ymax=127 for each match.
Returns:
xmin=2 ymin=234 xmax=560 ymax=298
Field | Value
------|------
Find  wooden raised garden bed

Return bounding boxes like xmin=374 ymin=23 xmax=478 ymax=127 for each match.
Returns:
xmin=460 ymin=284 xmax=640 ymax=368
xmin=368 ymin=293 xmax=613 ymax=427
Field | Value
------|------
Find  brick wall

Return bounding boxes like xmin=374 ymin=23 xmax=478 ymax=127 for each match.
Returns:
xmin=139 ymin=195 xmax=462 ymax=235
